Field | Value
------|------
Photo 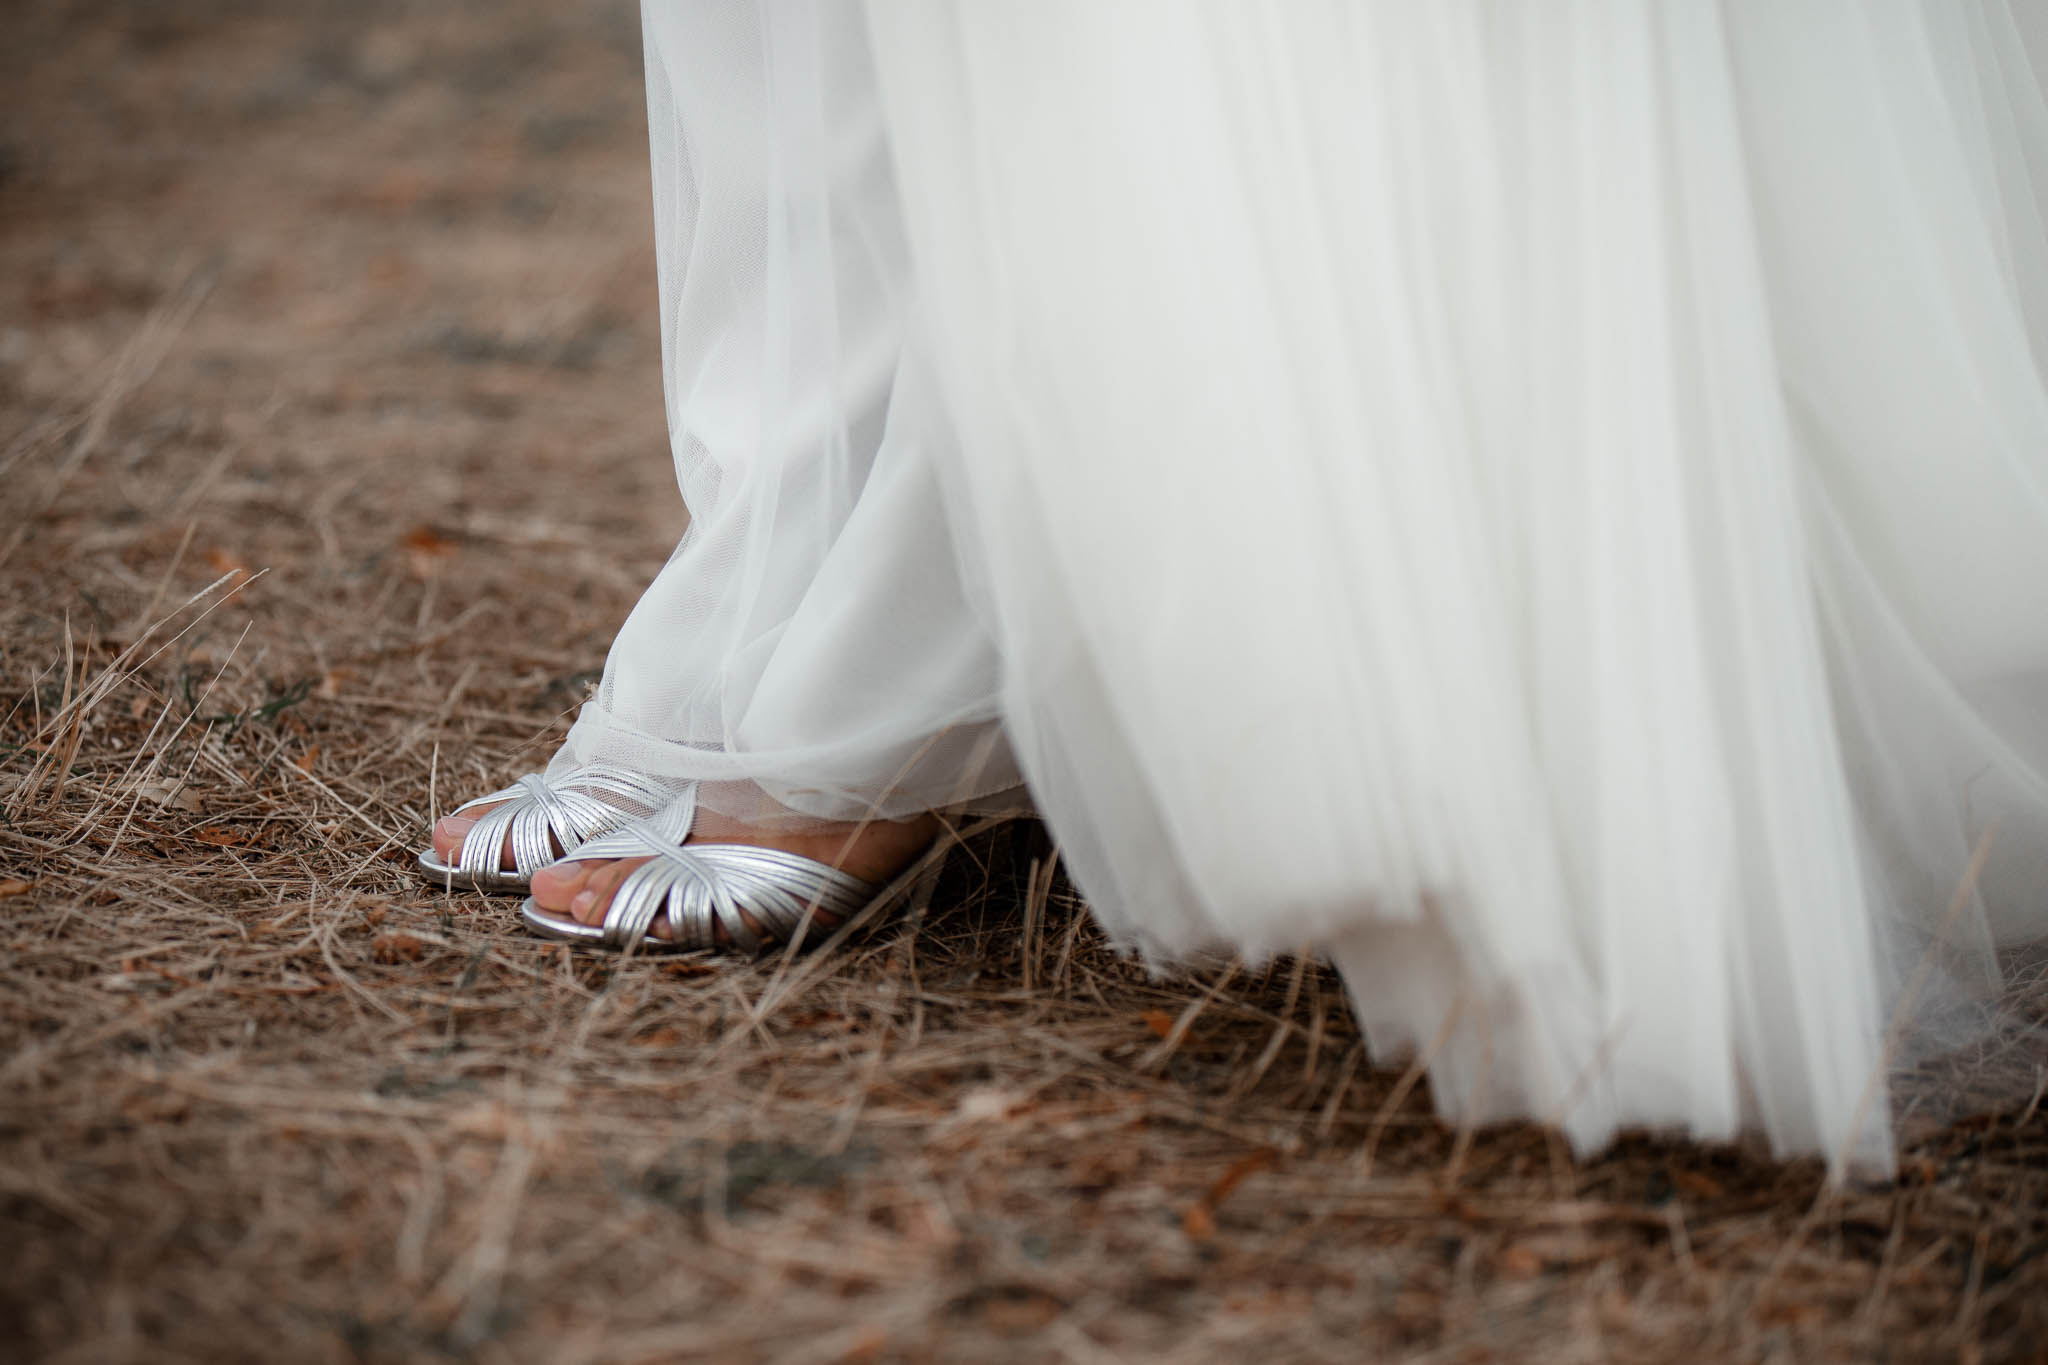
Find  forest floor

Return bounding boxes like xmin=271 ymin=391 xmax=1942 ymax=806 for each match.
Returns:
xmin=3 ymin=3 xmax=2045 ymax=1362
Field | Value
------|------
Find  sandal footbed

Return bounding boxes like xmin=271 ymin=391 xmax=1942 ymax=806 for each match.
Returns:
xmin=417 ymin=849 xmax=531 ymax=893
xmin=515 ymin=848 xmax=869 ymax=955
xmin=519 ymin=897 xmax=706 ymax=952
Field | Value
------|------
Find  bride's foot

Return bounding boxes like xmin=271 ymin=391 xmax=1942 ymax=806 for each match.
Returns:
xmin=430 ymin=804 xmax=548 ymax=870
xmin=528 ymin=810 xmax=941 ymax=945
xmin=424 ymin=765 xmax=682 ymax=885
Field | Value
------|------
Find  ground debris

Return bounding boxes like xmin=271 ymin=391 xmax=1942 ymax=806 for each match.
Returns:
xmin=2 ymin=3 xmax=2044 ymax=1363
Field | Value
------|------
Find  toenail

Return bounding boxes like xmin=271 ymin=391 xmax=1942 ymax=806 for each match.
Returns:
xmin=571 ymin=890 xmax=595 ymax=916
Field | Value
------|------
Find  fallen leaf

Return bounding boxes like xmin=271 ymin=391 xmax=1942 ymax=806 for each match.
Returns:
xmin=1508 ymin=1233 xmax=1631 ymax=1269
xmin=203 ymin=548 xmax=252 ymax=587
xmin=1756 ymin=1297 xmax=1830 ymax=1329
xmin=364 ymin=169 xmax=426 ymax=212
xmin=1183 ymin=1149 xmax=1276 ymax=1244
xmin=1221 ymin=1289 xmax=1316 ymax=1318
xmin=837 ymin=1327 xmax=888 ymax=1364
xmin=294 ymin=747 xmax=319 ymax=773
xmin=980 ymin=1291 xmax=1061 ymax=1333
xmin=0 ymin=879 xmax=33 ymax=898
xmin=1204 ymin=1149 xmax=1276 ymax=1206
xmin=1141 ymin=1008 xmax=1176 ymax=1039
xmin=634 ymin=1027 xmax=684 ymax=1048
xmin=953 ymin=1087 xmax=1019 ymax=1123
xmin=368 ymin=251 xmax=411 ymax=287
xmin=121 ymin=1090 xmax=189 ymax=1123
xmin=133 ymin=777 xmax=204 ymax=814
xmin=1671 ymin=1168 xmax=1725 ymax=1200
xmin=372 ymin=932 xmax=424 ymax=964
xmin=402 ymin=525 xmax=459 ymax=576
xmin=402 ymin=525 xmax=457 ymax=554
xmin=193 ymin=825 xmax=247 ymax=847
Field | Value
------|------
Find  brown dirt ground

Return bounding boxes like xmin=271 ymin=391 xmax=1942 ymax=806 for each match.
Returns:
xmin=3 ymin=3 xmax=2046 ymax=1362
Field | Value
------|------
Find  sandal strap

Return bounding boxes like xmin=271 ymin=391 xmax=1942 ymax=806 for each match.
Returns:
xmin=451 ymin=764 xmax=689 ymax=880
xmin=567 ymin=813 xmax=875 ymax=952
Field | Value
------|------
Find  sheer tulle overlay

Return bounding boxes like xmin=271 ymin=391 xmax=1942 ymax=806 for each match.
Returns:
xmin=562 ymin=1 xmax=2048 ymax=1174
xmin=552 ymin=3 xmax=1023 ymax=828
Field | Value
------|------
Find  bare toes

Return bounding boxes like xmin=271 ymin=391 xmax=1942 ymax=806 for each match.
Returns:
xmin=529 ymin=858 xmax=593 ymax=910
xmin=432 ymin=799 xmax=567 ymax=873
xmin=431 ymin=814 xmax=478 ymax=862
xmin=569 ymin=860 xmax=632 ymax=925
xmin=536 ymin=857 xmax=658 ymax=927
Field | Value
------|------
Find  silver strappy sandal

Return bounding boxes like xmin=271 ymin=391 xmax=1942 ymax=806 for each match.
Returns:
xmin=417 ymin=764 xmax=692 ymax=893
xmin=517 ymin=794 xmax=877 ymax=954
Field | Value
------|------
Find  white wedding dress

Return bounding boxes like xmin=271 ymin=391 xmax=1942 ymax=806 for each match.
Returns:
xmin=552 ymin=1 xmax=2048 ymax=1175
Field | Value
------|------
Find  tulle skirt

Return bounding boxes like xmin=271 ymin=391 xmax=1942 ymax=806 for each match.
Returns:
xmin=556 ymin=0 xmax=2048 ymax=1175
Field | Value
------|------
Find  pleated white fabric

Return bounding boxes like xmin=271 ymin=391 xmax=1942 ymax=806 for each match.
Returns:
xmin=565 ymin=0 xmax=2048 ymax=1175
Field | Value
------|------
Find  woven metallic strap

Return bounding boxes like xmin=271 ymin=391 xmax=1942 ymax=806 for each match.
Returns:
xmin=567 ymin=806 xmax=876 ymax=953
xmin=450 ymin=764 xmax=690 ymax=881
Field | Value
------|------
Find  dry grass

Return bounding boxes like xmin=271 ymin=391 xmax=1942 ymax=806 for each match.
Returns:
xmin=3 ymin=3 xmax=2046 ymax=1361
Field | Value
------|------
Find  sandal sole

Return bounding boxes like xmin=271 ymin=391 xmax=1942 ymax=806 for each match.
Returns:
xmin=417 ymin=849 xmax=531 ymax=894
